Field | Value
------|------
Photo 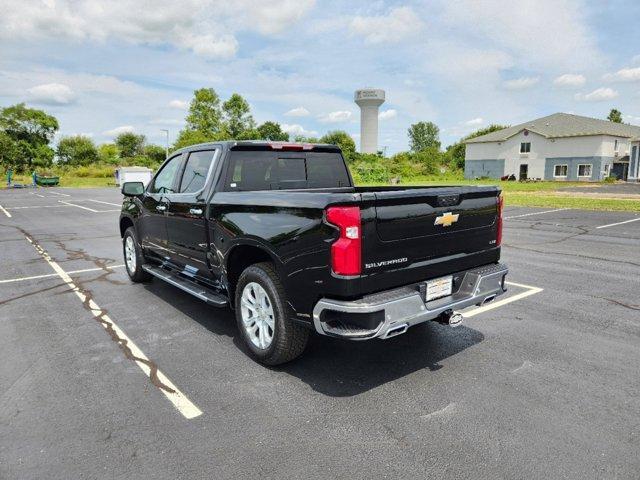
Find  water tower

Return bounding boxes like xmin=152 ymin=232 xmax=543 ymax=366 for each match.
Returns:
xmin=354 ymin=89 xmax=385 ymax=153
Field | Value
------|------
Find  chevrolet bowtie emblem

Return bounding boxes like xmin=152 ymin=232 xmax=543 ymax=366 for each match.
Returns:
xmin=434 ymin=212 xmax=459 ymax=227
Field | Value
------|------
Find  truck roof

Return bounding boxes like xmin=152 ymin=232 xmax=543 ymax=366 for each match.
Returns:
xmin=173 ymin=140 xmax=342 ymax=155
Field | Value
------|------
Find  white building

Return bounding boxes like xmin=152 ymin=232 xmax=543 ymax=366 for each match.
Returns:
xmin=465 ymin=113 xmax=640 ymax=182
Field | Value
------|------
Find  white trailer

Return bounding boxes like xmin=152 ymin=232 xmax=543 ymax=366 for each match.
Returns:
xmin=115 ymin=167 xmax=153 ymax=187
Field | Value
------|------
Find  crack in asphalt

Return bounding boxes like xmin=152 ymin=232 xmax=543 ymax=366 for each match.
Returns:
xmin=1 ymin=223 xmax=176 ymax=394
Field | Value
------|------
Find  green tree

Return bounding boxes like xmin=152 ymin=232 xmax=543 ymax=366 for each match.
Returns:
xmin=173 ymin=129 xmax=216 ymax=150
xmin=445 ymin=124 xmax=509 ymax=170
xmin=408 ymin=121 xmax=440 ymax=152
xmin=98 ymin=143 xmax=119 ymax=164
xmin=115 ymin=132 xmax=146 ymax=158
xmin=56 ymin=135 xmax=99 ymax=166
xmin=293 ymin=135 xmax=320 ymax=143
xmin=185 ymin=88 xmax=223 ymax=135
xmin=222 ymin=93 xmax=255 ymax=138
xmin=0 ymin=103 xmax=58 ymax=146
xmin=144 ymin=144 xmax=167 ymax=164
xmin=257 ymin=121 xmax=289 ymax=141
xmin=607 ymin=108 xmax=622 ymax=123
xmin=319 ymin=130 xmax=356 ymax=162
xmin=0 ymin=131 xmax=19 ymax=168
xmin=0 ymin=103 xmax=58 ymax=171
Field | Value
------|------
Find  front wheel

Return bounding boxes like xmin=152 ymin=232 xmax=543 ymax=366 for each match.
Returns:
xmin=123 ymin=227 xmax=151 ymax=283
xmin=235 ymin=262 xmax=309 ymax=365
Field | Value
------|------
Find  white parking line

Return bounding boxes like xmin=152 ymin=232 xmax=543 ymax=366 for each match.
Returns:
xmin=47 ymin=191 xmax=71 ymax=197
xmin=463 ymin=281 xmax=543 ymax=318
xmin=23 ymin=235 xmax=202 ymax=419
xmin=0 ymin=265 xmax=125 ymax=284
xmin=57 ymin=200 xmax=119 ymax=213
xmin=0 ymin=204 xmax=11 ymax=218
xmin=595 ymin=217 xmax=640 ymax=229
xmin=505 ymin=208 xmax=569 ymax=219
xmin=7 ymin=204 xmax=73 ymax=210
xmin=58 ymin=200 xmax=101 ymax=212
xmin=30 ymin=192 xmax=45 ymax=198
xmin=87 ymin=199 xmax=121 ymax=207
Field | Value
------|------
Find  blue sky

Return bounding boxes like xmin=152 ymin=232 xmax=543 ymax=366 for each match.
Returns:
xmin=1 ymin=0 xmax=639 ymax=153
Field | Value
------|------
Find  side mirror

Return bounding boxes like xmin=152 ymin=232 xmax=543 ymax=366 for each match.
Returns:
xmin=122 ymin=181 xmax=145 ymax=197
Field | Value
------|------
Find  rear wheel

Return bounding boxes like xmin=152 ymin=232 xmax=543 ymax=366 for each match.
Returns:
xmin=123 ymin=227 xmax=151 ymax=283
xmin=235 ymin=262 xmax=308 ymax=365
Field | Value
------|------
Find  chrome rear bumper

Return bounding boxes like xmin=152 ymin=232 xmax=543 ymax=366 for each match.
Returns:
xmin=312 ymin=263 xmax=508 ymax=340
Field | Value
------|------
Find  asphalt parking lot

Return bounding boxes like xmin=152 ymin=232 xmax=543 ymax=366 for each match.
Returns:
xmin=1 ymin=187 xmax=639 ymax=479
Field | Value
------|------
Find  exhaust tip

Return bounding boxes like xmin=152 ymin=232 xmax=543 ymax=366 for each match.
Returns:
xmin=449 ymin=313 xmax=463 ymax=327
xmin=382 ymin=323 xmax=409 ymax=339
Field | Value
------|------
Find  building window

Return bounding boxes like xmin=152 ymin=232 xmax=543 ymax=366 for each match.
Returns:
xmin=577 ymin=164 xmax=592 ymax=177
xmin=520 ymin=142 xmax=531 ymax=154
xmin=614 ymin=139 xmax=618 ymax=152
xmin=604 ymin=164 xmax=611 ymax=176
xmin=554 ymin=164 xmax=568 ymax=177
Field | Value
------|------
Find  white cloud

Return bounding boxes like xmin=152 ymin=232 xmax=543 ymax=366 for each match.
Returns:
xmin=103 ymin=125 xmax=135 ymax=137
xmin=503 ymin=76 xmax=539 ymax=90
xmin=318 ymin=110 xmax=352 ymax=123
xmin=0 ymin=0 xmax=315 ymax=59
xmin=378 ymin=109 xmax=397 ymax=120
xmin=574 ymin=87 xmax=618 ymax=102
xmin=148 ymin=118 xmax=185 ymax=126
xmin=465 ymin=117 xmax=484 ymax=126
xmin=284 ymin=106 xmax=310 ymax=117
xmin=281 ymin=124 xmax=317 ymax=137
xmin=169 ymin=99 xmax=188 ymax=109
xmin=439 ymin=1 xmax=600 ymax=70
xmin=27 ymin=83 xmax=75 ymax=105
xmin=603 ymin=67 xmax=640 ymax=83
xmin=350 ymin=6 xmax=423 ymax=44
xmin=553 ymin=73 xmax=586 ymax=88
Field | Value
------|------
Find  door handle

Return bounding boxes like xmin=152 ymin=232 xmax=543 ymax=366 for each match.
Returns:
xmin=189 ymin=208 xmax=203 ymax=215
xmin=156 ymin=204 xmax=167 ymax=212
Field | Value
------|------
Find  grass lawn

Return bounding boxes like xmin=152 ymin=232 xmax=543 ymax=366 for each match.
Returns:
xmin=7 ymin=174 xmax=115 ymax=188
xmin=5 ymin=171 xmax=638 ymax=212
xmin=357 ymin=177 xmax=639 ymax=211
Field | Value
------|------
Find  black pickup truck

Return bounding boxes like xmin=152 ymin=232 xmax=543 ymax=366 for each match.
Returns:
xmin=119 ymin=141 xmax=508 ymax=365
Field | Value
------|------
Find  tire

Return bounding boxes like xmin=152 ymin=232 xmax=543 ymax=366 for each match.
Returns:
xmin=123 ymin=227 xmax=152 ymax=283
xmin=235 ymin=262 xmax=309 ymax=365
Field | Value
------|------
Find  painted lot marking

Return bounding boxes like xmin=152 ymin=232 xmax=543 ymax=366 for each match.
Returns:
xmin=0 ymin=264 xmax=125 ymax=284
xmin=47 ymin=190 xmax=71 ymax=197
xmin=23 ymin=235 xmax=202 ymax=419
xmin=57 ymin=200 xmax=119 ymax=213
xmin=463 ymin=281 xmax=543 ymax=318
xmin=595 ymin=217 xmax=640 ymax=230
xmin=87 ymin=199 xmax=122 ymax=207
xmin=8 ymin=204 xmax=74 ymax=210
xmin=30 ymin=192 xmax=45 ymax=198
xmin=0 ymin=204 xmax=11 ymax=218
xmin=505 ymin=208 xmax=569 ymax=219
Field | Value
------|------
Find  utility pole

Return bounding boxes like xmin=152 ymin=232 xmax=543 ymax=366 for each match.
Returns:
xmin=160 ymin=129 xmax=169 ymax=159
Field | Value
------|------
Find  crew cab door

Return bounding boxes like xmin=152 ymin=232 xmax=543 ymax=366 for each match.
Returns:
xmin=137 ymin=153 xmax=183 ymax=259
xmin=164 ymin=149 xmax=219 ymax=280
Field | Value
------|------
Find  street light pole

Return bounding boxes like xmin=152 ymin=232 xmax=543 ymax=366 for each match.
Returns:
xmin=160 ymin=129 xmax=169 ymax=159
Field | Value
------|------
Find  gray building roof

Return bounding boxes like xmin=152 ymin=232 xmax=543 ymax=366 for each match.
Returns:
xmin=466 ymin=113 xmax=640 ymax=144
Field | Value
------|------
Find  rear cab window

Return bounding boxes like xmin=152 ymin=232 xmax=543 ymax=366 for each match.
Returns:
xmin=225 ymin=150 xmax=351 ymax=191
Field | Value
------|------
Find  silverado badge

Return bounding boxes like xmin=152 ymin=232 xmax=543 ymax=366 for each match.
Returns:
xmin=434 ymin=212 xmax=459 ymax=227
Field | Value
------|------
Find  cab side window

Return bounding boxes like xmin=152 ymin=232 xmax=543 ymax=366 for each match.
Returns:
xmin=149 ymin=154 xmax=182 ymax=194
xmin=179 ymin=150 xmax=216 ymax=193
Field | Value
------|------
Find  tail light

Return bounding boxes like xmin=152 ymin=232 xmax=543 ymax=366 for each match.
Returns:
xmin=496 ymin=193 xmax=504 ymax=246
xmin=326 ymin=206 xmax=361 ymax=276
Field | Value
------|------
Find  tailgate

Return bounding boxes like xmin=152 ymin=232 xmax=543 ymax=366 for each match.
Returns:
xmin=360 ymin=186 xmax=501 ymax=291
